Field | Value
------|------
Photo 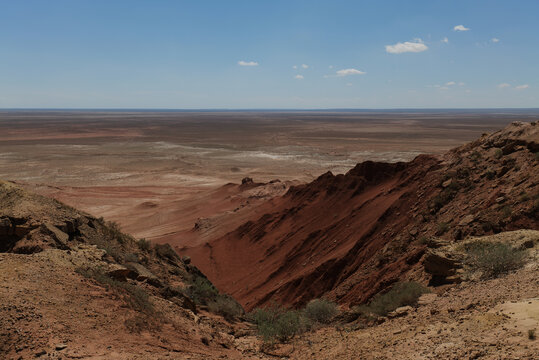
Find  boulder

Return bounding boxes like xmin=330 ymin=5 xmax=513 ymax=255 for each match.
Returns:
xmin=417 ymin=293 xmax=438 ymax=306
xmin=388 ymin=305 xmax=413 ymax=318
xmin=107 ymin=266 xmax=133 ymax=281
xmin=423 ymin=249 xmax=461 ymax=277
xmin=125 ymin=262 xmax=162 ymax=287
xmin=41 ymin=223 xmax=69 ymax=248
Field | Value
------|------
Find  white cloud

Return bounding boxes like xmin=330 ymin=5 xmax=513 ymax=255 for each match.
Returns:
xmin=336 ymin=68 xmax=366 ymax=76
xmin=294 ymin=74 xmax=304 ymax=80
xmin=301 ymin=64 xmax=309 ymax=69
xmin=292 ymin=65 xmax=298 ymax=70
xmin=491 ymin=38 xmax=500 ymax=43
xmin=440 ymin=86 xmax=449 ymax=90
xmin=442 ymin=37 xmax=449 ymax=43
xmin=238 ymin=60 xmax=258 ymax=66
xmin=453 ymin=25 xmax=470 ymax=32
xmin=385 ymin=39 xmax=428 ymax=54
xmin=328 ymin=65 xmax=334 ymax=69
xmin=498 ymin=83 xmax=511 ymax=89
xmin=465 ymin=89 xmax=471 ymax=93
xmin=458 ymin=82 xmax=465 ymax=86
xmin=446 ymin=81 xmax=456 ymax=86
xmin=515 ymin=84 xmax=529 ymax=90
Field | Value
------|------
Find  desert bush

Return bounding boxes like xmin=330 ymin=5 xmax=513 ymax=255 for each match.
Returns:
xmin=470 ymin=151 xmax=482 ymax=163
xmin=104 ymin=221 xmax=131 ymax=244
xmin=249 ymin=305 xmax=307 ymax=343
xmin=430 ymin=188 xmax=458 ymax=212
xmin=137 ymin=238 xmax=151 ymax=252
xmin=500 ymin=205 xmax=512 ymax=218
xmin=124 ymin=252 xmax=139 ymax=263
xmin=154 ymin=243 xmax=179 ymax=261
xmin=462 ymin=241 xmax=526 ymax=279
xmin=354 ymin=282 xmax=430 ymax=317
xmin=77 ymin=267 xmax=153 ymax=311
xmin=529 ymin=329 xmax=536 ymax=340
xmin=494 ymin=148 xmax=503 ymax=159
xmin=485 ymin=169 xmax=496 ymax=180
xmin=436 ymin=222 xmax=450 ymax=236
xmin=303 ymin=298 xmax=338 ymax=324
xmin=207 ymin=294 xmax=244 ymax=321
xmin=185 ymin=275 xmax=219 ymax=305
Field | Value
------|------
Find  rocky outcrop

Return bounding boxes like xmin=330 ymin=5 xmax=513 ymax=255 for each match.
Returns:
xmin=184 ymin=122 xmax=539 ymax=310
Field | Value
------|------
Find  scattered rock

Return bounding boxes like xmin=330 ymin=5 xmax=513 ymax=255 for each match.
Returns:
xmin=388 ymin=306 xmax=413 ymax=318
xmin=418 ymin=293 xmax=438 ymax=306
xmin=106 ymin=266 xmax=132 ymax=281
xmin=459 ymin=215 xmax=475 ymax=226
xmin=41 ymin=223 xmax=69 ymax=248
xmin=55 ymin=344 xmax=67 ymax=351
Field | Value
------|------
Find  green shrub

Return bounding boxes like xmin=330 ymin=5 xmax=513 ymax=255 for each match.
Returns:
xmin=430 ymin=188 xmax=458 ymax=212
xmin=249 ymin=305 xmax=307 ymax=343
xmin=303 ymin=298 xmax=338 ymax=324
xmin=500 ymin=205 xmax=512 ymax=219
xmin=354 ymin=282 xmax=430 ymax=317
xmin=494 ymin=148 xmax=503 ymax=159
xmin=104 ymin=221 xmax=130 ymax=244
xmin=462 ymin=241 xmax=526 ymax=279
xmin=185 ymin=275 xmax=219 ymax=305
xmin=137 ymin=238 xmax=151 ymax=252
xmin=485 ymin=169 xmax=496 ymax=180
xmin=436 ymin=222 xmax=450 ymax=235
xmin=76 ymin=267 xmax=155 ymax=316
xmin=154 ymin=243 xmax=179 ymax=261
xmin=208 ymin=295 xmax=244 ymax=321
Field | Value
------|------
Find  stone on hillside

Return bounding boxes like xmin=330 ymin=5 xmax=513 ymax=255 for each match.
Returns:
xmin=417 ymin=293 xmax=438 ymax=306
xmin=459 ymin=215 xmax=475 ymax=226
xmin=107 ymin=266 xmax=133 ymax=281
xmin=388 ymin=305 xmax=413 ymax=318
xmin=423 ymin=250 xmax=461 ymax=277
xmin=125 ymin=262 xmax=162 ymax=287
xmin=41 ymin=223 xmax=69 ymax=248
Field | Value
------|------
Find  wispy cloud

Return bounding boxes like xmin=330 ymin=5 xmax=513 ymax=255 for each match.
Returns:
xmin=336 ymin=68 xmax=366 ymax=76
xmin=491 ymin=38 xmax=500 ymax=43
xmin=385 ymin=39 xmax=428 ymax=54
xmin=446 ymin=81 xmax=456 ymax=86
xmin=453 ymin=25 xmax=470 ymax=32
xmin=294 ymin=74 xmax=304 ymax=80
xmin=238 ymin=60 xmax=258 ymax=66
xmin=442 ymin=37 xmax=449 ymax=43
xmin=497 ymin=83 xmax=511 ymax=89
xmin=301 ymin=64 xmax=309 ymax=69
xmin=292 ymin=65 xmax=298 ymax=70
xmin=515 ymin=84 xmax=529 ymax=90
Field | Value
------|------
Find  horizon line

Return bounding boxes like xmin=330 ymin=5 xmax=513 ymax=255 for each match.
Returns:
xmin=2 ymin=107 xmax=539 ymax=112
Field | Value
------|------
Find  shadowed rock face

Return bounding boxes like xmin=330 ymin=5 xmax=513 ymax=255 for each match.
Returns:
xmin=183 ymin=122 xmax=539 ymax=311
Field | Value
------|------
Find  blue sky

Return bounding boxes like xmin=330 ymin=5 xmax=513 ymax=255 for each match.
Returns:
xmin=1 ymin=0 xmax=538 ymax=108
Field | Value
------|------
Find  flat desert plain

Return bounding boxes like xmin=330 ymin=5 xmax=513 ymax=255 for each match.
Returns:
xmin=1 ymin=110 xmax=538 ymax=246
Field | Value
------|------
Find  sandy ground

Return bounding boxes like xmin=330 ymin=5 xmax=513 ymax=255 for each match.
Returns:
xmin=2 ymin=110 xmax=538 ymax=244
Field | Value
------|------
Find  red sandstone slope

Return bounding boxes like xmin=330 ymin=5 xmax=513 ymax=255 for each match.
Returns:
xmin=182 ymin=122 xmax=539 ymax=311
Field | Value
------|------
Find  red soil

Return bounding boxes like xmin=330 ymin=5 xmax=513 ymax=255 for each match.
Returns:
xmin=182 ymin=122 xmax=539 ymax=311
